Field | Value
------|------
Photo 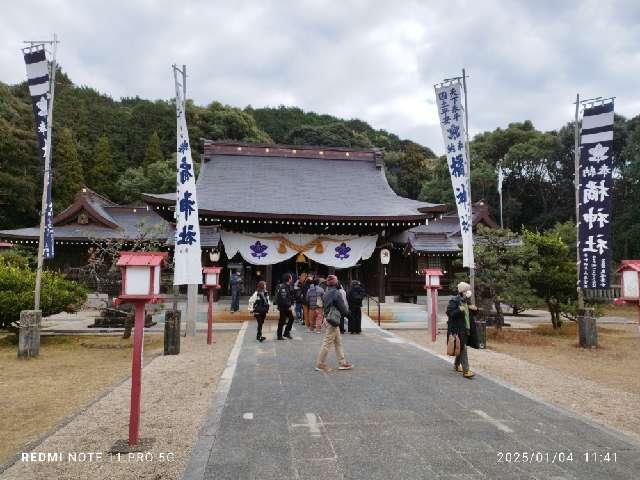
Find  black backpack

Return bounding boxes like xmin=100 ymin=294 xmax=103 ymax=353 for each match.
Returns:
xmin=275 ymin=284 xmax=291 ymax=309
xmin=253 ymin=293 xmax=269 ymax=315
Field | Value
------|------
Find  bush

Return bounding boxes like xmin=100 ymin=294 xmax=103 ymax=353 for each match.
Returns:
xmin=0 ymin=259 xmax=87 ymax=331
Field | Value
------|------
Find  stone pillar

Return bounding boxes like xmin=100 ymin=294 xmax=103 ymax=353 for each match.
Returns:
xmin=18 ymin=310 xmax=41 ymax=359
xmin=164 ymin=310 xmax=181 ymax=355
xmin=578 ymin=308 xmax=598 ymax=348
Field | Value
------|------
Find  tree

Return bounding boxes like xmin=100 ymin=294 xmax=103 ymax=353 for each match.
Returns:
xmin=419 ymin=155 xmax=454 ymax=206
xmin=88 ymin=135 xmax=115 ymax=198
xmin=285 ymin=123 xmax=372 ymax=148
xmin=116 ymin=159 xmax=175 ymax=204
xmin=460 ymin=225 xmax=540 ymax=320
xmin=396 ymin=143 xmax=428 ymax=199
xmin=143 ymin=131 xmax=164 ymax=170
xmin=53 ymin=127 xmax=84 ymax=210
xmin=523 ymin=228 xmax=576 ymax=329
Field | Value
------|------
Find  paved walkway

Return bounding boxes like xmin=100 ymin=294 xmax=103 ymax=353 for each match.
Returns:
xmin=184 ymin=319 xmax=639 ymax=480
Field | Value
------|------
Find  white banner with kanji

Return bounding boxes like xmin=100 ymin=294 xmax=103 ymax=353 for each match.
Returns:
xmin=173 ymin=78 xmax=202 ymax=285
xmin=434 ymin=82 xmax=474 ymax=268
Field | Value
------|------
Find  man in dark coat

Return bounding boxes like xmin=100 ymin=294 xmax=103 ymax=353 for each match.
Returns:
xmin=230 ymin=271 xmax=243 ymax=313
xmin=446 ymin=281 xmax=478 ymax=378
xmin=275 ymin=273 xmax=295 ymax=340
xmin=346 ymin=280 xmax=366 ymax=334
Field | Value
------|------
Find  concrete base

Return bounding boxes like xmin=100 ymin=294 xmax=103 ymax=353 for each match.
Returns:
xmin=18 ymin=310 xmax=41 ymax=359
xmin=108 ymin=437 xmax=155 ymax=454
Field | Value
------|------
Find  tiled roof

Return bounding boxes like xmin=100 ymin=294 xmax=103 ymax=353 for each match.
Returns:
xmin=408 ymin=233 xmax=461 ymax=253
xmin=143 ymin=142 xmax=445 ymax=220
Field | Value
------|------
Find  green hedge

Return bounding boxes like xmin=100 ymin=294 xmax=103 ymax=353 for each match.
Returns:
xmin=0 ymin=256 xmax=87 ymax=330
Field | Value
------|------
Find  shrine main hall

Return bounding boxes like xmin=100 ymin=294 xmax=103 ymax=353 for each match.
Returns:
xmin=144 ymin=141 xmax=449 ymax=297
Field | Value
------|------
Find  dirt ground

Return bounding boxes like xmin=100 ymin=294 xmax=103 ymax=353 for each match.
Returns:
xmin=487 ymin=323 xmax=640 ymax=395
xmin=1 ymin=330 xmax=238 ymax=480
xmin=395 ymin=323 xmax=640 ymax=443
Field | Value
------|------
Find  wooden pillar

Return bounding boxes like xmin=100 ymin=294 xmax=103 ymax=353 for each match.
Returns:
xmin=164 ymin=310 xmax=181 ymax=355
xmin=18 ymin=310 xmax=41 ymax=359
xmin=266 ymin=264 xmax=273 ymax=294
xmin=378 ymin=253 xmax=385 ymax=303
xmin=185 ymin=284 xmax=198 ymax=336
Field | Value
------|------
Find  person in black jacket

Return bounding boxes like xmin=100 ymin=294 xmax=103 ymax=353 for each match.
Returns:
xmin=445 ymin=281 xmax=478 ymax=378
xmin=275 ymin=273 xmax=295 ymax=340
xmin=346 ymin=280 xmax=366 ymax=334
xmin=248 ymin=281 xmax=269 ymax=342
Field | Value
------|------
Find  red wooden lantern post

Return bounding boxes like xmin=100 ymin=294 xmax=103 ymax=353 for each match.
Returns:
xmin=615 ymin=260 xmax=640 ymax=335
xmin=422 ymin=268 xmax=443 ymax=342
xmin=115 ymin=251 xmax=167 ymax=446
xmin=202 ymin=266 xmax=222 ymax=345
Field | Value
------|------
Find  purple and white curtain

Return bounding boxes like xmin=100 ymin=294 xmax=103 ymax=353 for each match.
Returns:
xmin=23 ymin=45 xmax=54 ymax=258
xmin=578 ymin=101 xmax=614 ymax=288
xmin=173 ymin=74 xmax=202 ymax=285
xmin=434 ymin=82 xmax=474 ymax=268
xmin=221 ymin=231 xmax=378 ymax=268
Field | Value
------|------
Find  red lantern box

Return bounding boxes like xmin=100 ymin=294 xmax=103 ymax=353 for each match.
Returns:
xmin=116 ymin=251 xmax=168 ymax=304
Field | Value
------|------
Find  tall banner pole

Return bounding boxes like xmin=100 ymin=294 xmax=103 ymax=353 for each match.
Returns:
xmin=461 ymin=68 xmax=475 ymax=302
xmin=25 ymin=34 xmax=58 ymax=311
xmin=574 ymin=93 xmax=584 ymax=311
xmin=434 ymin=72 xmax=475 ymax=301
xmin=172 ymin=64 xmax=202 ymax=337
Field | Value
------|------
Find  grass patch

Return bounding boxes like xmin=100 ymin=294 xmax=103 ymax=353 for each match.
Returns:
xmin=487 ymin=328 xmax=554 ymax=346
xmin=0 ymin=333 xmax=164 ymax=465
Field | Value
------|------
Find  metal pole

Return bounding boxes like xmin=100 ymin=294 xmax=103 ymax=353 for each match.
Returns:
xmin=431 ymin=288 xmax=437 ymax=342
xmin=207 ymin=287 xmax=215 ymax=344
xmin=574 ymin=93 xmax=585 ymax=311
xmin=498 ymin=161 xmax=504 ymax=229
xmin=462 ymin=68 xmax=476 ymax=302
xmin=129 ymin=301 xmax=145 ymax=446
xmin=33 ymin=34 xmax=58 ymax=311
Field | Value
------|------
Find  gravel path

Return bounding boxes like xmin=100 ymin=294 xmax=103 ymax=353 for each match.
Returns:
xmin=395 ymin=330 xmax=640 ymax=444
xmin=1 ymin=330 xmax=238 ymax=480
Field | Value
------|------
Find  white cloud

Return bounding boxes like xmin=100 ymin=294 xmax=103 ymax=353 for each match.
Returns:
xmin=1 ymin=0 xmax=639 ymax=154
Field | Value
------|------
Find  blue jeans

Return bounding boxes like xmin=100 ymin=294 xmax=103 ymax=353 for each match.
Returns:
xmin=295 ymin=302 xmax=303 ymax=321
xmin=231 ymin=290 xmax=240 ymax=312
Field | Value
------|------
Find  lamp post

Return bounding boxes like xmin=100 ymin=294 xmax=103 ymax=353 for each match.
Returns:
xmin=203 ymin=266 xmax=222 ymax=345
xmin=115 ymin=251 xmax=167 ymax=447
xmin=422 ymin=268 xmax=443 ymax=342
xmin=615 ymin=260 xmax=640 ymax=335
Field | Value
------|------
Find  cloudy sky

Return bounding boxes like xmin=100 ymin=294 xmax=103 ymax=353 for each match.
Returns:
xmin=1 ymin=0 xmax=639 ymax=153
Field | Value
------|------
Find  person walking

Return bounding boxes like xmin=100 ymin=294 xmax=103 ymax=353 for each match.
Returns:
xmin=275 ymin=273 xmax=295 ymax=340
xmin=293 ymin=272 xmax=307 ymax=324
xmin=445 ymin=281 xmax=478 ymax=378
xmin=230 ymin=271 xmax=243 ymax=313
xmin=337 ymin=281 xmax=348 ymax=334
xmin=301 ymin=276 xmax=313 ymax=330
xmin=248 ymin=281 xmax=269 ymax=342
xmin=346 ymin=280 xmax=366 ymax=334
xmin=306 ymin=278 xmax=325 ymax=333
xmin=315 ymin=275 xmax=353 ymax=372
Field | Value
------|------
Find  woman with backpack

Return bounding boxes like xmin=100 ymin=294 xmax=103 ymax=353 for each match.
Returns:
xmin=248 ymin=281 xmax=270 ymax=342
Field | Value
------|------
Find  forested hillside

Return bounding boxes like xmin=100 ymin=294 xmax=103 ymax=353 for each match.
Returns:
xmin=1 ymin=70 xmax=639 ymax=260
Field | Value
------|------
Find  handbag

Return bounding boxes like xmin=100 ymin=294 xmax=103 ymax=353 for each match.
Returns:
xmin=325 ymin=305 xmax=341 ymax=327
xmin=447 ymin=333 xmax=461 ymax=356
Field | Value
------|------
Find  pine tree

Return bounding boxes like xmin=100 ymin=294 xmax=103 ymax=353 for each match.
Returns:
xmin=52 ymin=127 xmax=84 ymax=211
xmin=143 ymin=131 xmax=164 ymax=170
xmin=88 ymin=135 xmax=114 ymax=198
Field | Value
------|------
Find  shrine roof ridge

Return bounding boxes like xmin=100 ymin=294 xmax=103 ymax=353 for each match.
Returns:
xmin=202 ymin=140 xmax=384 ymax=162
